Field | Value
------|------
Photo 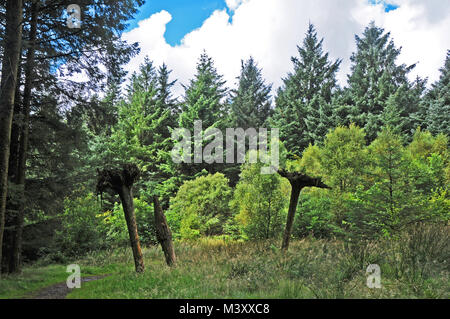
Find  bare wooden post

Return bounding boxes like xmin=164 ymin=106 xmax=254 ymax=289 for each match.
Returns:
xmin=153 ymin=196 xmax=176 ymax=267
xmin=282 ymin=184 xmax=302 ymax=251
xmin=97 ymin=164 xmax=145 ymax=273
xmin=277 ymin=169 xmax=331 ymax=251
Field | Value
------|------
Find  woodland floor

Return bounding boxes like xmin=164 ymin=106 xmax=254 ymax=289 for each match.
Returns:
xmin=0 ymin=238 xmax=448 ymax=299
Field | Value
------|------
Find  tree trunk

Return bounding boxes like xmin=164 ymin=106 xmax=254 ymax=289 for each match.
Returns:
xmin=0 ymin=0 xmax=23 ymax=276
xmin=8 ymin=77 xmax=23 ymax=183
xmin=2 ymin=72 xmax=22 ymax=273
xmin=277 ymin=169 xmax=331 ymax=251
xmin=118 ymin=185 xmax=145 ymax=273
xmin=281 ymin=185 xmax=302 ymax=251
xmin=96 ymin=164 xmax=145 ymax=273
xmin=153 ymin=196 xmax=176 ymax=267
xmin=9 ymin=0 xmax=39 ymax=273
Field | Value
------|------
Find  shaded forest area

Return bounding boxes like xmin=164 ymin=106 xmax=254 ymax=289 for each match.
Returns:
xmin=0 ymin=0 xmax=448 ymax=297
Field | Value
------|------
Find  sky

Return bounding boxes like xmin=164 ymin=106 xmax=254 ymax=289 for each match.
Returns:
xmin=121 ymin=0 xmax=450 ymax=97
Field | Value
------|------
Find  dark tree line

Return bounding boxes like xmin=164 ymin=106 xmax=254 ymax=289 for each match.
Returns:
xmin=0 ymin=0 xmax=144 ymax=274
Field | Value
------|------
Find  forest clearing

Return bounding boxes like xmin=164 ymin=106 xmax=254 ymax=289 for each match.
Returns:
xmin=1 ymin=234 xmax=448 ymax=299
xmin=0 ymin=0 xmax=448 ymax=302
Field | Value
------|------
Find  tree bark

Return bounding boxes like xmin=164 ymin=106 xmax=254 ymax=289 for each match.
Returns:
xmin=281 ymin=184 xmax=302 ymax=251
xmin=1 ymin=71 xmax=22 ymax=273
xmin=118 ymin=185 xmax=145 ymax=273
xmin=9 ymin=1 xmax=39 ymax=273
xmin=97 ymin=164 xmax=145 ymax=273
xmin=0 ymin=0 xmax=23 ymax=276
xmin=153 ymin=196 xmax=176 ymax=267
xmin=8 ymin=77 xmax=23 ymax=183
xmin=277 ymin=169 xmax=331 ymax=251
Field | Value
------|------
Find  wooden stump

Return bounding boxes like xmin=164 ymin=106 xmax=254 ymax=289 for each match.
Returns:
xmin=153 ymin=196 xmax=176 ymax=267
xmin=277 ymin=169 xmax=331 ymax=251
xmin=97 ymin=164 xmax=145 ymax=273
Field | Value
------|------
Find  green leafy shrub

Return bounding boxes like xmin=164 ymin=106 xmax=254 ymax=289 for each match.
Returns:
xmin=54 ymin=193 xmax=105 ymax=257
xmin=293 ymin=189 xmax=340 ymax=239
xmin=100 ymin=197 xmax=156 ymax=246
xmin=167 ymin=173 xmax=233 ymax=240
xmin=320 ymin=124 xmax=368 ymax=192
xmin=231 ymin=159 xmax=288 ymax=240
xmin=56 ymin=192 xmax=157 ymax=259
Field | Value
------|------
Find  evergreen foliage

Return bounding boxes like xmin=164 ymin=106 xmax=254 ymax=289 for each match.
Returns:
xmin=271 ymin=23 xmax=341 ymax=154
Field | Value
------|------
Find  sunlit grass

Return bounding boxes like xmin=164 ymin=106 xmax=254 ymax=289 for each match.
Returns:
xmin=1 ymin=230 xmax=448 ymax=299
xmin=0 ymin=263 xmax=106 ymax=299
xmin=67 ymin=233 xmax=449 ymax=299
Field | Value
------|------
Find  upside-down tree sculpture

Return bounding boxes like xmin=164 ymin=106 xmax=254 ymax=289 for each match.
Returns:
xmin=96 ymin=164 xmax=145 ymax=273
xmin=277 ymin=169 xmax=331 ymax=251
xmin=153 ymin=196 xmax=176 ymax=267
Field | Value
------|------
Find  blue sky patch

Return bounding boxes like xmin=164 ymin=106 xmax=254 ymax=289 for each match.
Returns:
xmin=368 ymin=0 xmax=399 ymax=12
xmin=125 ymin=1 xmax=400 ymax=46
xmin=126 ymin=0 xmax=229 ymax=46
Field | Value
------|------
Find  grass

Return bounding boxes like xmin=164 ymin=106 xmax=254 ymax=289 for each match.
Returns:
xmin=1 ymin=225 xmax=449 ymax=299
xmin=0 ymin=264 xmax=108 ymax=298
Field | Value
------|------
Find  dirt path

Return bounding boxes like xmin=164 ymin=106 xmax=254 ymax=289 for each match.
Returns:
xmin=25 ymin=275 xmax=108 ymax=299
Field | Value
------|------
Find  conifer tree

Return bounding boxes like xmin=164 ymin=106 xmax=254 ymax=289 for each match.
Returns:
xmin=177 ymin=52 xmax=229 ymax=178
xmin=110 ymin=58 xmax=178 ymax=175
xmin=0 ymin=0 xmax=23 ymax=274
xmin=304 ymin=95 xmax=336 ymax=144
xmin=180 ymin=52 xmax=228 ymax=130
xmin=346 ymin=22 xmax=415 ymax=142
xmin=382 ymin=77 xmax=427 ymax=139
xmin=426 ymin=51 xmax=450 ymax=137
xmin=1 ymin=0 xmax=144 ymax=273
xmin=271 ymin=23 xmax=341 ymax=155
xmin=230 ymin=57 xmax=272 ymax=129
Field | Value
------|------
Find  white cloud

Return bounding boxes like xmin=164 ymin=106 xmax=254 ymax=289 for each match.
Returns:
xmin=122 ymin=0 xmax=450 ymax=98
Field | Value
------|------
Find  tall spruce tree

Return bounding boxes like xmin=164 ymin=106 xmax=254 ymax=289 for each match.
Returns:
xmin=109 ymin=58 xmax=178 ymax=175
xmin=180 ymin=52 xmax=228 ymax=129
xmin=230 ymin=57 xmax=272 ymax=129
xmin=147 ymin=63 xmax=179 ymax=180
xmin=93 ymin=58 xmax=180 ymax=208
xmin=305 ymin=95 xmax=337 ymax=144
xmin=426 ymin=51 xmax=450 ymax=137
xmin=177 ymin=52 xmax=229 ymax=178
xmin=227 ymin=57 xmax=273 ymax=184
xmin=271 ymin=23 xmax=341 ymax=155
xmin=0 ymin=0 xmax=23 ymax=275
xmin=346 ymin=22 xmax=416 ymax=142
xmin=382 ymin=77 xmax=427 ymax=140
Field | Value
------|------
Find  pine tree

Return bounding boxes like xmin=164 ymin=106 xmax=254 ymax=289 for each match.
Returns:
xmin=0 ymin=0 xmax=23 ymax=275
xmin=109 ymin=58 xmax=178 ymax=174
xmin=156 ymin=63 xmax=179 ymax=123
xmin=230 ymin=57 xmax=272 ymax=129
xmin=177 ymin=52 xmax=229 ymax=178
xmin=180 ymin=52 xmax=228 ymax=129
xmin=271 ymin=23 xmax=341 ymax=155
xmin=332 ymin=88 xmax=354 ymax=127
xmin=350 ymin=127 xmax=423 ymax=236
xmin=304 ymin=95 xmax=336 ymax=144
xmin=382 ymin=77 xmax=427 ymax=140
xmin=426 ymin=51 xmax=450 ymax=137
xmin=346 ymin=22 xmax=415 ymax=142
xmin=148 ymin=63 xmax=179 ymax=176
xmin=68 ymin=80 xmax=121 ymax=137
